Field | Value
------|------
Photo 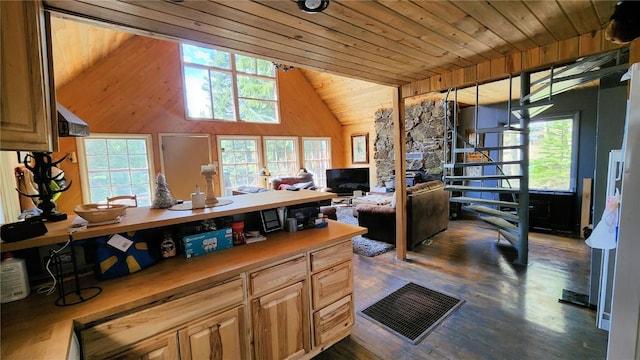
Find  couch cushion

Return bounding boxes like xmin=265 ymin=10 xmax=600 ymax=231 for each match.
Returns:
xmin=407 ymin=180 xmax=443 ymax=194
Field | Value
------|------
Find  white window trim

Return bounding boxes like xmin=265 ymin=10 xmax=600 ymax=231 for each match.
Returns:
xmin=217 ymin=135 xmax=263 ymax=194
xmin=501 ymin=112 xmax=579 ymax=192
xmin=302 ymin=136 xmax=332 ymax=166
xmin=180 ymin=44 xmax=280 ymax=123
xmin=263 ymin=136 xmax=300 ymax=176
xmin=76 ymin=133 xmax=155 ymax=204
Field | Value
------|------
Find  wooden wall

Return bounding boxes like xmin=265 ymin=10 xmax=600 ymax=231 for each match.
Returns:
xmin=54 ymin=35 xmax=345 ymax=214
xmin=342 ymin=122 xmax=377 ymax=187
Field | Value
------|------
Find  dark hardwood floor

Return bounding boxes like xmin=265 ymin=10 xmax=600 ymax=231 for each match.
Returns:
xmin=315 ymin=219 xmax=609 ymax=360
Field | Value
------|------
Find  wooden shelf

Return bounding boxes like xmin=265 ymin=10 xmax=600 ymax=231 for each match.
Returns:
xmin=1 ymin=190 xmax=334 ymax=252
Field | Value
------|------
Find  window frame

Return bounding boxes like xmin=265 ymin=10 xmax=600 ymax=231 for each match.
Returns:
xmin=76 ymin=133 xmax=155 ymax=205
xmin=501 ymin=112 xmax=580 ymax=192
xmin=263 ymin=136 xmax=299 ymax=179
xmin=180 ymin=43 xmax=280 ymax=124
xmin=217 ymin=135 xmax=263 ymax=196
xmin=302 ymin=137 xmax=332 ymax=188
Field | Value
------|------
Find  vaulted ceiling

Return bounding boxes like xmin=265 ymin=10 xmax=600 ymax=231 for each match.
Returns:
xmin=47 ymin=0 xmax=625 ymax=125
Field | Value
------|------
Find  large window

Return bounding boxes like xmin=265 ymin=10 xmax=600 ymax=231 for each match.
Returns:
xmin=181 ymin=44 xmax=279 ymax=123
xmin=77 ymin=134 xmax=154 ymax=206
xmin=302 ymin=137 xmax=332 ymax=187
xmin=218 ymin=136 xmax=332 ymax=194
xmin=218 ymin=136 xmax=261 ymax=196
xmin=264 ymin=137 xmax=298 ymax=179
xmin=502 ymin=114 xmax=578 ymax=192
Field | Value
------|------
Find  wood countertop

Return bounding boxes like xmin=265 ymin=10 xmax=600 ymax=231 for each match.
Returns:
xmin=1 ymin=220 xmax=366 ymax=360
xmin=1 ymin=190 xmax=361 ymax=360
xmin=0 ymin=189 xmax=334 ymax=252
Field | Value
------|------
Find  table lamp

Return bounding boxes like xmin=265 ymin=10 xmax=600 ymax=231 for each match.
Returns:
xmin=200 ymin=164 xmax=218 ymax=206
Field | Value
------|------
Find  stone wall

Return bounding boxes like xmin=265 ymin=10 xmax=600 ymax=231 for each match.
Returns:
xmin=374 ymin=100 xmax=453 ymax=186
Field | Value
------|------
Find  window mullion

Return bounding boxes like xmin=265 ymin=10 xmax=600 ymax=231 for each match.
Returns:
xmin=230 ymin=54 xmax=241 ymax=122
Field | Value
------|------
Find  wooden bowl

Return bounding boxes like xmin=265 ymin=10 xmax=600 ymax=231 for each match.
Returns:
xmin=74 ymin=204 xmax=127 ymax=223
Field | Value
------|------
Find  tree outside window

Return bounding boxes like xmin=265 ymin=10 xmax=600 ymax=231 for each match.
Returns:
xmin=502 ymin=115 xmax=577 ymax=192
xmin=181 ymin=44 xmax=278 ymax=123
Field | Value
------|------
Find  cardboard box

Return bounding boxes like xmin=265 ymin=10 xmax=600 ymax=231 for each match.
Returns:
xmin=182 ymin=228 xmax=233 ymax=259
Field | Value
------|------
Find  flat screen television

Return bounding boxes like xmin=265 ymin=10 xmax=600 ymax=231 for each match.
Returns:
xmin=326 ymin=167 xmax=370 ymax=196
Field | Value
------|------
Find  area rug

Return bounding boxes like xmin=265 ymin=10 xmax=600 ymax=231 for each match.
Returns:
xmin=336 ymin=206 xmax=394 ymax=257
xmin=361 ymin=282 xmax=465 ymax=345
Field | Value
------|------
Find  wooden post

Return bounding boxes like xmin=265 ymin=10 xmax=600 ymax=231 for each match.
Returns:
xmin=580 ymin=178 xmax=593 ymax=238
xmin=393 ymin=87 xmax=407 ymax=260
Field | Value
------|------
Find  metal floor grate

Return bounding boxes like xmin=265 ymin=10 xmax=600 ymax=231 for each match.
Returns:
xmin=361 ymin=282 xmax=464 ymax=344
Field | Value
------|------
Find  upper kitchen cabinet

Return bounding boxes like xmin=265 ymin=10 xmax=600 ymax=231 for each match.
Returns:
xmin=1 ymin=0 xmax=57 ymax=152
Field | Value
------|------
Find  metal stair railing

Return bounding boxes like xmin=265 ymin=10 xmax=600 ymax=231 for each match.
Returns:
xmin=443 ymin=77 xmax=529 ymax=265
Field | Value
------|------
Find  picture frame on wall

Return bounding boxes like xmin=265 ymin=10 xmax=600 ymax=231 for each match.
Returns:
xmin=351 ymin=133 xmax=369 ymax=164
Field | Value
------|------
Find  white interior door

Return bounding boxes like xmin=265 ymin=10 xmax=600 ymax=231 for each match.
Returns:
xmin=160 ymin=134 xmax=211 ymax=201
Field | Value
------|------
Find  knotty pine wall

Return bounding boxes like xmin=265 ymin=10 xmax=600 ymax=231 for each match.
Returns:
xmin=53 ymin=35 xmax=345 ymax=214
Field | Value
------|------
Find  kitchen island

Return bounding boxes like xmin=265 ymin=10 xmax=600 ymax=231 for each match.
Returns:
xmin=1 ymin=190 xmax=366 ymax=360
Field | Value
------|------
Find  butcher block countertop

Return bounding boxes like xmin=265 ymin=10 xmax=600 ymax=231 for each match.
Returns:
xmin=0 ymin=190 xmax=365 ymax=360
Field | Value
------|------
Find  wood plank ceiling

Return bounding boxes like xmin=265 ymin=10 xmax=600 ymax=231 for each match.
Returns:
xmin=46 ymin=0 xmax=622 ymax=125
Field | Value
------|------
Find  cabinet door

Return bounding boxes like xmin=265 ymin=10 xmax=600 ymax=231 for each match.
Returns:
xmin=313 ymin=295 xmax=354 ymax=347
xmin=252 ymin=281 xmax=309 ymax=360
xmin=179 ymin=306 xmax=246 ymax=360
xmin=311 ymin=261 xmax=352 ymax=310
xmin=104 ymin=332 xmax=179 ymax=360
xmin=0 ymin=0 xmax=57 ymax=151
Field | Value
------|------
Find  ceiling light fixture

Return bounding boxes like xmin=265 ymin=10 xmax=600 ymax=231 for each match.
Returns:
xmin=297 ymin=0 xmax=329 ymax=14
xmin=273 ymin=63 xmax=295 ymax=72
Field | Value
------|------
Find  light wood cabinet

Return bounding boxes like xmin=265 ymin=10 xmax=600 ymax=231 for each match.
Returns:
xmin=311 ymin=261 xmax=353 ymax=310
xmin=313 ymin=295 xmax=354 ymax=347
xmin=179 ymin=306 xmax=246 ymax=360
xmin=0 ymin=0 xmax=57 ymax=152
xmin=252 ymin=281 xmax=309 ymax=360
xmin=81 ymin=278 xmax=244 ymax=360
xmin=309 ymin=240 xmax=354 ymax=350
xmin=102 ymin=331 xmax=179 ymax=360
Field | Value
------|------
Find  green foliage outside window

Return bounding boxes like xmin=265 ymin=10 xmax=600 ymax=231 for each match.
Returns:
xmin=502 ymin=118 xmax=575 ymax=191
xmin=182 ymin=44 xmax=278 ymax=123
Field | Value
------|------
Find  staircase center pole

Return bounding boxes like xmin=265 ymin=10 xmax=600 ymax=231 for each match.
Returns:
xmin=517 ymin=72 xmax=531 ymax=266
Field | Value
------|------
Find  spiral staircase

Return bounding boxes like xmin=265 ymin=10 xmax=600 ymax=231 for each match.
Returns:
xmin=442 ymin=49 xmax=628 ymax=266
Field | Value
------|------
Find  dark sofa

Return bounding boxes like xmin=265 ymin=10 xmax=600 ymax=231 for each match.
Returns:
xmin=356 ymin=180 xmax=449 ymax=250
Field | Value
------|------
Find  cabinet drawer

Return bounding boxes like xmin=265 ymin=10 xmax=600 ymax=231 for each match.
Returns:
xmin=313 ymin=295 xmax=354 ymax=347
xmin=250 ymin=255 xmax=306 ymax=296
xmin=311 ymin=261 xmax=352 ymax=310
xmin=310 ymin=240 xmax=352 ymax=272
xmin=81 ymin=277 xmax=243 ymax=360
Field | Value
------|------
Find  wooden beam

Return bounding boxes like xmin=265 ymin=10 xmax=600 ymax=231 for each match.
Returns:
xmin=393 ymin=87 xmax=407 ymax=260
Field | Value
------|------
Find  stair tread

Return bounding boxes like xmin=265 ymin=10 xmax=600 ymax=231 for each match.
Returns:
xmin=481 ymin=216 xmax=519 ymax=232
xmin=498 ymin=229 xmax=520 ymax=247
xmin=476 ymin=126 xmax=524 ymax=134
xmin=449 ymin=196 xmax=519 ymax=208
xmin=464 ymin=205 xmax=519 ymax=221
xmin=444 ymin=160 xmax=523 ymax=168
xmin=453 ymin=145 xmax=525 ymax=153
xmin=445 ymin=185 xmax=521 ymax=193
xmin=444 ymin=175 xmax=523 ymax=181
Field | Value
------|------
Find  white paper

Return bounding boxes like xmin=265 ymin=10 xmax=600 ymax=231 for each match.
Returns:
xmin=107 ymin=233 xmax=134 ymax=252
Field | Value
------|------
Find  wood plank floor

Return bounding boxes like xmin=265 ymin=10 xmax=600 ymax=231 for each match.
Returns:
xmin=314 ymin=219 xmax=609 ymax=360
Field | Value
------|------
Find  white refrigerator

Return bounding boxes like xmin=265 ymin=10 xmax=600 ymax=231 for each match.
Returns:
xmin=607 ymin=62 xmax=640 ymax=359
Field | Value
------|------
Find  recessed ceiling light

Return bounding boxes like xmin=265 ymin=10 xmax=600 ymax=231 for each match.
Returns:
xmin=297 ymin=0 xmax=329 ymax=14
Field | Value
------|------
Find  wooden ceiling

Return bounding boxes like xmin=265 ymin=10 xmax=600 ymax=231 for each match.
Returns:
xmin=46 ymin=0 xmax=622 ymax=125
